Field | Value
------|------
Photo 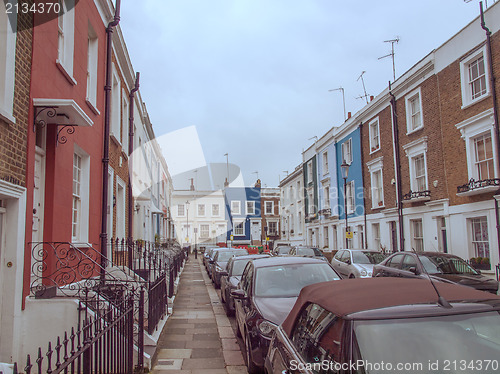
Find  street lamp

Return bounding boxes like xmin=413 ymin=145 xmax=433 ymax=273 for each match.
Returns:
xmin=341 ymin=160 xmax=350 ymax=248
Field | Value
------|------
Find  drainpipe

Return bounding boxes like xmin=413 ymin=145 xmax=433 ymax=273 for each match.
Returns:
xmin=359 ymin=122 xmax=368 ymax=249
xmin=389 ymin=83 xmax=405 ymax=251
xmin=128 ymin=73 xmax=139 ymax=267
xmin=480 ymin=2 xmax=500 ymax=260
xmin=100 ymin=0 xmax=121 ymax=279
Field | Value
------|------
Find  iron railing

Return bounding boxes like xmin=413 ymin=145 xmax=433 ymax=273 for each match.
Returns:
xmin=457 ymin=178 xmax=500 ymax=194
xmin=147 ymin=273 xmax=167 ymax=335
xmin=402 ymin=190 xmax=431 ymax=201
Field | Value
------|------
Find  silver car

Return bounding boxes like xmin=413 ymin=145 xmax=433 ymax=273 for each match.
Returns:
xmin=331 ymin=249 xmax=387 ymax=278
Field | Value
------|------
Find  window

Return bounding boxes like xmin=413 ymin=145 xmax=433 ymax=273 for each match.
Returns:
xmin=72 ymin=148 xmax=89 ymax=242
xmin=0 ymin=3 xmax=16 ymax=122
xmin=323 ymin=226 xmax=329 ymax=248
xmin=307 ymin=160 xmax=313 ymax=184
xmin=268 ymin=221 xmax=277 ymax=235
xmin=323 ymin=185 xmax=330 ymax=208
xmin=264 ymin=201 xmax=274 ymax=215
xmin=403 ymin=137 xmax=428 ymax=193
xmin=197 ymin=204 xmax=205 ymax=217
xmin=410 ymin=219 xmax=424 ymax=252
xmin=72 ymin=153 xmax=81 ymax=241
xmin=200 ymin=224 xmax=209 ymax=238
xmin=346 ymin=180 xmax=355 ymax=214
xmin=177 ymin=204 xmax=185 ymax=217
xmin=212 ymin=204 xmax=220 ymax=216
xmin=322 ymin=151 xmax=329 ymax=174
xmin=470 ymin=217 xmax=489 ymax=259
xmin=246 ymin=201 xmax=255 ymax=215
xmin=121 ymin=90 xmax=129 ymax=151
xmin=405 ymin=88 xmax=423 ymax=133
xmin=86 ymin=23 xmax=98 ymax=109
xmin=341 ymin=138 xmax=352 ymax=164
xmin=372 ymin=223 xmax=380 ymax=250
xmin=460 ymin=46 xmax=490 ymax=107
xmin=57 ymin=0 xmax=75 ymax=80
xmin=474 ymin=133 xmax=494 ymax=180
xmin=231 ymin=201 xmax=241 ymax=215
xmin=369 ymin=118 xmax=380 ymax=151
xmin=234 ymin=221 xmax=245 ymax=236
xmin=111 ymin=66 xmax=121 ymax=142
xmin=367 ymin=156 xmax=384 ymax=208
xmin=308 ymin=189 xmax=315 ymax=214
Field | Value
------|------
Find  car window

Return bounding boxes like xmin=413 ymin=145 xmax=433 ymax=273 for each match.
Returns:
xmin=352 ymin=251 xmax=386 ymax=264
xmin=232 ymin=259 xmax=252 ymax=276
xmin=340 ymin=251 xmax=351 ymax=263
xmin=241 ymin=263 xmax=254 ymax=296
xmin=290 ymin=303 xmax=342 ymax=373
xmin=334 ymin=250 xmax=344 ymax=260
xmin=401 ymin=254 xmax=417 ymax=272
xmin=386 ymin=254 xmax=404 ymax=269
xmin=422 ymin=255 xmax=479 ymax=275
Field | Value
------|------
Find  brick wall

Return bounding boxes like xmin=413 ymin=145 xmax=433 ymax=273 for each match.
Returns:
xmin=0 ymin=9 xmax=32 ymax=187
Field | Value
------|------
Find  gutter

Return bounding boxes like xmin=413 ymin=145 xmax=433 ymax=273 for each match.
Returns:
xmin=100 ymin=0 xmax=121 ymax=278
xmin=389 ymin=83 xmax=405 ymax=252
xmin=128 ymin=72 xmax=139 ymax=267
xmin=359 ymin=122 xmax=368 ymax=249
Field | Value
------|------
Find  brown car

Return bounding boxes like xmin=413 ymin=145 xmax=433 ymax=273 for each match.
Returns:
xmin=232 ymin=256 xmax=341 ymax=373
xmin=265 ymin=277 xmax=500 ymax=374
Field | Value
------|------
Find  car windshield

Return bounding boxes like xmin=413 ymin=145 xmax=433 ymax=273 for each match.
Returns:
xmin=421 ymin=255 xmax=480 ymax=275
xmin=254 ymin=263 xmax=340 ymax=298
xmin=296 ymin=247 xmax=323 ymax=257
xmin=278 ymin=247 xmax=291 ymax=254
xmin=354 ymin=311 xmax=500 ymax=373
xmin=217 ymin=250 xmax=247 ymax=262
xmin=351 ymin=251 xmax=386 ymax=264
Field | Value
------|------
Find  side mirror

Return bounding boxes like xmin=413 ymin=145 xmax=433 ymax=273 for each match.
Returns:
xmin=346 ymin=259 xmax=351 ymax=265
xmin=408 ymin=266 xmax=418 ymax=274
xmin=231 ymin=289 xmax=248 ymax=300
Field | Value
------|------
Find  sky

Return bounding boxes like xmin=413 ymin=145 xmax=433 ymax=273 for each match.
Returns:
xmin=119 ymin=0 xmax=495 ymax=189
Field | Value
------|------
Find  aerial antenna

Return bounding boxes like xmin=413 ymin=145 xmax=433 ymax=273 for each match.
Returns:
xmin=356 ymin=71 xmax=370 ymax=104
xmin=410 ymin=249 xmax=452 ymax=309
xmin=252 ymin=171 xmax=259 ymax=180
xmin=328 ymin=87 xmax=346 ymax=122
xmin=378 ymin=37 xmax=399 ymax=82
xmin=282 ymin=170 xmax=289 ymax=176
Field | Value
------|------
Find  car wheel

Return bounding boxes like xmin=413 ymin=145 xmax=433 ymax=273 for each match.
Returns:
xmin=245 ymin=330 xmax=261 ymax=374
xmin=224 ymin=294 xmax=234 ymax=317
xmin=349 ymin=274 xmax=355 ymax=279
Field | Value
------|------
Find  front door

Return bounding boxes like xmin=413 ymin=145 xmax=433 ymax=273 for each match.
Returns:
xmin=251 ymin=221 xmax=260 ymax=244
xmin=32 ymin=149 xmax=45 ymax=244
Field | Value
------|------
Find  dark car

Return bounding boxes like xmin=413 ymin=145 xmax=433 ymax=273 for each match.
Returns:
xmin=265 ymin=277 xmax=500 ymax=374
xmin=271 ymin=245 xmax=292 ymax=256
xmin=220 ymin=254 xmax=270 ymax=316
xmin=203 ymin=247 xmax=218 ymax=269
xmin=206 ymin=248 xmax=223 ymax=278
xmin=373 ymin=251 xmax=499 ymax=294
xmin=289 ymin=246 xmax=327 ymax=261
xmin=232 ymin=257 xmax=341 ymax=373
xmin=210 ymin=248 xmax=249 ymax=288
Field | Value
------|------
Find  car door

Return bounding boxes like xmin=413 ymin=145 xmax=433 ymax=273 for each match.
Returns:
xmin=331 ymin=250 xmax=344 ymax=274
xmin=235 ymin=263 xmax=253 ymax=336
xmin=379 ymin=253 xmax=405 ymax=277
xmin=338 ymin=250 xmax=351 ymax=278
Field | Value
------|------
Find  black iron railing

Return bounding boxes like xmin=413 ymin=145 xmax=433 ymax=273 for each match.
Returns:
xmin=402 ymin=190 xmax=431 ymax=200
xmin=14 ymin=294 xmax=135 ymax=374
xmin=457 ymin=178 xmax=500 ymax=194
xmin=148 ymin=273 xmax=167 ymax=335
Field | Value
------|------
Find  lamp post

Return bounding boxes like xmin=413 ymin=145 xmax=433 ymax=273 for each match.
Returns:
xmin=341 ymin=160 xmax=350 ymax=248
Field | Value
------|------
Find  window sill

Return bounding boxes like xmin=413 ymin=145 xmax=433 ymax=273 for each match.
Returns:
xmin=86 ymin=98 xmax=100 ymax=115
xmin=403 ymin=196 xmax=431 ymax=204
xmin=460 ymin=92 xmax=491 ymax=110
xmin=110 ymin=132 xmax=122 ymax=147
xmin=406 ymin=126 xmax=424 ymax=136
xmin=372 ymin=204 xmax=385 ymax=210
xmin=369 ymin=147 xmax=380 ymax=155
xmin=0 ymin=107 xmax=16 ymax=125
xmin=56 ymin=60 xmax=77 ymax=86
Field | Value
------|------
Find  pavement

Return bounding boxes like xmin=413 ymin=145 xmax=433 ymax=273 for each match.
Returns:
xmin=151 ymin=256 xmax=248 ymax=374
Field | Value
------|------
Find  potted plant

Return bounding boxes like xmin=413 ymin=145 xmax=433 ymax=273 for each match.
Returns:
xmin=378 ymin=201 xmax=383 ymax=206
xmin=470 ymin=257 xmax=491 ymax=271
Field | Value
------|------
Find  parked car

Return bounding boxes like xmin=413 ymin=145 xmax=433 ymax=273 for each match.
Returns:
xmin=203 ymin=247 xmax=218 ymax=269
xmin=220 ymin=254 xmax=270 ymax=316
xmin=265 ymin=277 xmax=500 ymax=374
xmin=271 ymin=245 xmax=292 ymax=256
xmin=232 ymin=257 xmax=341 ymax=373
xmin=373 ymin=251 xmax=499 ymax=294
xmin=206 ymin=248 xmax=223 ymax=278
xmin=289 ymin=246 xmax=327 ymax=261
xmin=210 ymin=248 xmax=249 ymax=288
xmin=331 ymin=249 xmax=387 ymax=278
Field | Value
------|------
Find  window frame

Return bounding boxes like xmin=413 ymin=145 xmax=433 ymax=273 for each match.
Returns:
xmin=246 ymin=201 xmax=256 ymax=215
xmin=0 ymin=2 xmax=17 ymax=123
xmin=86 ymin=22 xmax=99 ymax=111
xmin=177 ymin=204 xmax=185 ymax=217
xmin=56 ymin=0 xmax=76 ymax=83
xmin=410 ymin=219 xmax=424 ymax=252
xmin=212 ymin=203 xmax=220 ymax=217
xmin=460 ymin=45 xmax=491 ymax=109
xmin=231 ymin=200 xmax=241 ymax=215
xmin=200 ymin=224 xmax=210 ymax=239
xmin=234 ymin=220 xmax=245 ymax=236
xmin=71 ymin=146 xmax=90 ymax=243
xmin=367 ymin=157 xmax=384 ymax=208
xmin=369 ymin=117 xmax=380 ymax=152
xmin=469 ymin=216 xmax=490 ymax=259
xmin=405 ymin=87 xmax=424 ymax=134
xmin=341 ymin=138 xmax=353 ymax=164
xmin=197 ymin=203 xmax=205 ymax=217
xmin=264 ymin=201 xmax=274 ymax=215
xmin=322 ymin=151 xmax=329 ymax=175
xmin=403 ymin=137 xmax=429 ymax=193
xmin=346 ymin=180 xmax=355 ymax=214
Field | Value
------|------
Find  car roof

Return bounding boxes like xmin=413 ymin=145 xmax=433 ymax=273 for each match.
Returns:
xmin=251 ymin=256 xmax=328 ymax=269
xmin=281 ymin=277 xmax=500 ymax=335
xmin=231 ymin=254 xmax=270 ymax=261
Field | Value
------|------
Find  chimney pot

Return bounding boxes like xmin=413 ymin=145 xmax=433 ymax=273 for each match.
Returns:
xmin=370 ymin=95 xmax=374 ymax=102
xmin=347 ymin=112 xmax=352 ymax=119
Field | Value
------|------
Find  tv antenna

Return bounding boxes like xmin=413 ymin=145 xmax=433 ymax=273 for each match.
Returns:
xmin=328 ymin=87 xmax=346 ymax=122
xmin=356 ymin=71 xmax=370 ymax=104
xmin=252 ymin=171 xmax=259 ymax=180
xmin=378 ymin=37 xmax=399 ymax=82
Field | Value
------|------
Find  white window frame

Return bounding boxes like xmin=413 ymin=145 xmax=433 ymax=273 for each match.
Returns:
xmin=346 ymin=180 xmax=355 ymax=214
xmin=115 ymin=177 xmax=126 ymax=239
xmin=264 ymin=201 xmax=274 ymax=215
xmin=469 ymin=216 xmax=490 ymax=259
xmin=246 ymin=201 xmax=255 ymax=215
xmin=234 ymin=220 xmax=245 ymax=236
xmin=341 ymin=138 xmax=353 ymax=164
xmin=197 ymin=203 xmax=205 ymax=217
xmin=460 ymin=45 xmax=491 ymax=109
xmin=110 ymin=65 xmax=121 ymax=143
xmin=369 ymin=117 xmax=380 ymax=153
xmin=410 ymin=219 xmax=424 ymax=252
xmin=367 ymin=157 xmax=384 ymax=208
xmin=231 ymin=201 xmax=241 ymax=215
xmin=405 ymin=87 xmax=424 ymax=134
xmin=456 ymin=109 xmax=498 ymax=190
xmin=57 ymin=0 xmax=76 ymax=83
xmin=212 ymin=203 xmax=220 ymax=217
xmin=72 ymin=146 xmax=90 ymax=243
xmin=177 ymin=204 xmax=185 ymax=217
xmin=0 ymin=2 xmax=17 ymax=123
xmin=307 ymin=160 xmax=313 ymax=184
xmin=323 ymin=184 xmax=330 ymax=209
xmin=322 ymin=151 xmax=329 ymax=175
xmin=121 ymin=88 xmax=129 ymax=151
xmin=307 ymin=189 xmax=315 ymax=215
xmin=200 ymin=224 xmax=210 ymax=239
xmin=86 ymin=23 xmax=98 ymax=112
xmin=268 ymin=220 xmax=278 ymax=236
xmin=403 ymin=137 xmax=428 ymax=193
xmin=372 ymin=223 xmax=380 ymax=250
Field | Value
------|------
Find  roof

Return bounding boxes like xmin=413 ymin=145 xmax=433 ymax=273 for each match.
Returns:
xmin=251 ymin=256 xmax=327 ymax=269
xmin=281 ymin=277 xmax=500 ymax=335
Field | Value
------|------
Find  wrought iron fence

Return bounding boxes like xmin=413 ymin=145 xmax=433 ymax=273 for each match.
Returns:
xmin=148 ymin=273 xmax=167 ymax=335
xmin=13 ymin=294 xmax=135 ymax=374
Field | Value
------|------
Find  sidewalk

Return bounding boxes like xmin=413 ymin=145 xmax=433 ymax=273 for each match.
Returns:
xmin=151 ymin=256 xmax=247 ymax=374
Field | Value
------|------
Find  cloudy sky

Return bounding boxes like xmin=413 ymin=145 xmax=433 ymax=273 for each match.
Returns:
xmin=119 ymin=0 xmax=493 ymax=189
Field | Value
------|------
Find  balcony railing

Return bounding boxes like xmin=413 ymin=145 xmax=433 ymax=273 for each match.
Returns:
xmin=402 ymin=190 xmax=431 ymax=201
xmin=318 ymin=208 xmax=331 ymax=216
xmin=457 ymin=178 xmax=500 ymax=194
